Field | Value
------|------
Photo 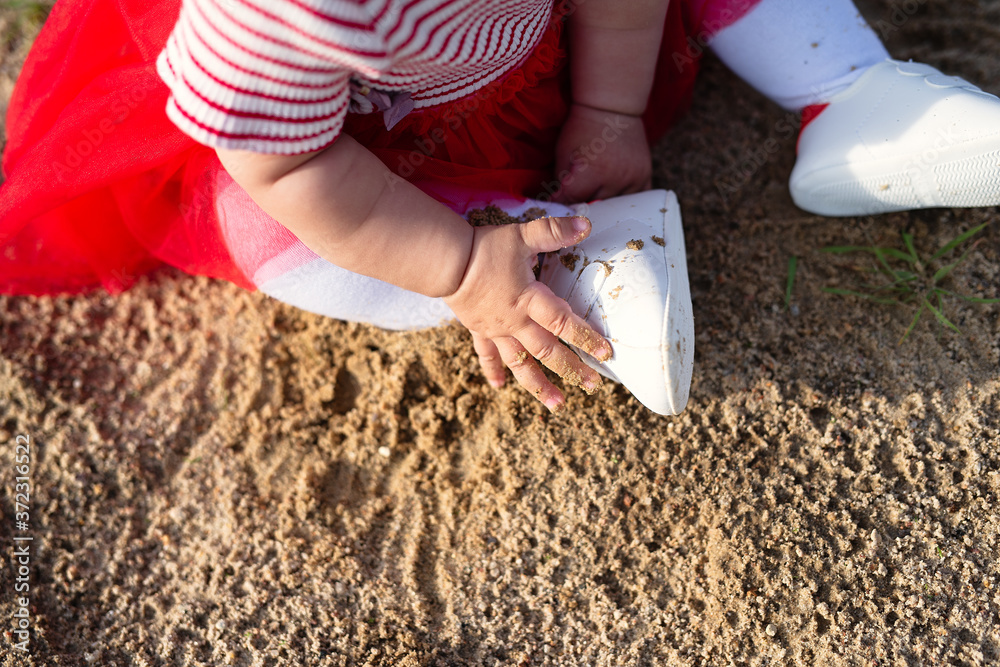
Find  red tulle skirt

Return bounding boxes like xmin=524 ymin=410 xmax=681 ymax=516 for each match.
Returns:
xmin=0 ymin=0 xmax=718 ymax=296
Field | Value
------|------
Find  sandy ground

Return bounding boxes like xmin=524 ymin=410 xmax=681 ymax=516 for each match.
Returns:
xmin=2 ymin=1 xmax=1000 ymax=665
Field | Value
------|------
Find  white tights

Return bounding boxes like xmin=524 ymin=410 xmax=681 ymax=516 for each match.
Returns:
xmin=707 ymin=0 xmax=890 ymax=110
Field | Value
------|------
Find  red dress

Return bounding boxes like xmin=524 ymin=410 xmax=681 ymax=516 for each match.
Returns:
xmin=0 ymin=0 xmax=747 ymax=296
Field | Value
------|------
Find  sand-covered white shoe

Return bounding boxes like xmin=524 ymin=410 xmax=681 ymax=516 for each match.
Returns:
xmin=538 ymin=189 xmax=694 ymax=416
xmin=791 ymin=59 xmax=1000 ymax=216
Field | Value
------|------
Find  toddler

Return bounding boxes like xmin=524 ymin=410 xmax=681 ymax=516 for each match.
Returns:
xmin=3 ymin=0 xmax=999 ymax=415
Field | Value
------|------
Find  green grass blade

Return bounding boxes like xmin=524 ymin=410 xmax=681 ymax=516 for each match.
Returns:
xmin=825 ymin=224 xmax=995 ymax=344
xmin=937 ymin=288 xmax=1000 ymax=304
xmin=879 ymin=246 xmax=918 ymax=264
xmin=931 ymin=242 xmax=977 ymax=283
xmin=924 ymin=297 xmax=963 ymax=334
xmin=931 ymin=222 xmax=991 ymax=260
xmin=866 ymin=280 xmax=913 ymax=292
xmin=785 ymin=256 xmax=798 ymax=310
xmin=899 ymin=301 xmax=926 ymax=344
xmin=872 ymin=248 xmax=900 ymax=277
xmin=889 ymin=270 xmax=918 ymax=283
xmin=932 ymin=258 xmax=962 ymax=284
xmin=902 ymin=231 xmax=919 ymax=263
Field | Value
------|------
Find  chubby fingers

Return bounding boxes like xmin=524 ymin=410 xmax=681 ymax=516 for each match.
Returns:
xmin=515 ymin=323 xmax=604 ymax=395
xmin=472 ymin=332 xmax=506 ymax=388
xmin=484 ymin=324 xmax=605 ymax=413
xmin=493 ymin=337 xmax=565 ymax=412
xmin=518 ymin=215 xmax=591 ymax=255
xmin=522 ymin=283 xmax=612 ymax=362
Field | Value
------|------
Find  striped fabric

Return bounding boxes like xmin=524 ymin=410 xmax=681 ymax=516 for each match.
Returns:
xmin=157 ymin=0 xmax=554 ymax=154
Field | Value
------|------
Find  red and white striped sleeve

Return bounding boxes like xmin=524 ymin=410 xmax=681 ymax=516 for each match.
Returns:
xmin=157 ymin=0 xmax=389 ymax=155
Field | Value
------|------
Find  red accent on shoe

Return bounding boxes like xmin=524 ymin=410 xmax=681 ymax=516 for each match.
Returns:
xmin=797 ymin=104 xmax=830 ymax=154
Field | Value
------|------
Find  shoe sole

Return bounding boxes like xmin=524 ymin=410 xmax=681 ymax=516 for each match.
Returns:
xmin=658 ymin=191 xmax=694 ymax=414
xmin=791 ymin=140 xmax=1000 ymax=216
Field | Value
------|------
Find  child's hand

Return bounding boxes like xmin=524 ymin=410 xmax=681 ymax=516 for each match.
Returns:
xmin=444 ymin=215 xmax=613 ymax=412
xmin=553 ymin=104 xmax=652 ymax=203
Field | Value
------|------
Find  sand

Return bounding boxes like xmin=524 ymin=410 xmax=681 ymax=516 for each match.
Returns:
xmin=2 ymin=1 xmax=999 ymax=665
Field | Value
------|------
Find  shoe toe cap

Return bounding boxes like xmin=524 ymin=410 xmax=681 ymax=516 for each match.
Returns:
xmin=544 ymin=191 xmax=693 ymax=415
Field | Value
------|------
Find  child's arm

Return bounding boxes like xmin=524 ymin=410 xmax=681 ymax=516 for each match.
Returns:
xmin=218 ymin=137 xmax=472 ymax=300
xmin=217 ymin=138 xmax=612 ymax=411
xmin=555 ymin=0 xmax=670 ymax=202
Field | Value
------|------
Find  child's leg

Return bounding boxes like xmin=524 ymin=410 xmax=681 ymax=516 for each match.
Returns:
xmin=700 ymin=0 xmax=890 ymax=110
xmin=214 ymin=171 xmax=454 ymax=331
xmin=696 ymin=0 xmax=1000 ymax=215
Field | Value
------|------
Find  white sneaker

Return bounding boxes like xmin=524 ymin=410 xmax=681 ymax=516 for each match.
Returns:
xmin=538 ymin=189 xmax=694 ymax=416
xmin=791 ymin=59 xmax=1000 ymax=216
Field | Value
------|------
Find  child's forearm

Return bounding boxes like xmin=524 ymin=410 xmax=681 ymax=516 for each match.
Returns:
xmin=216 ymin=137 xmax=473 ymax=299
xmin=567 ymin=0 xmax=670 ymax=115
